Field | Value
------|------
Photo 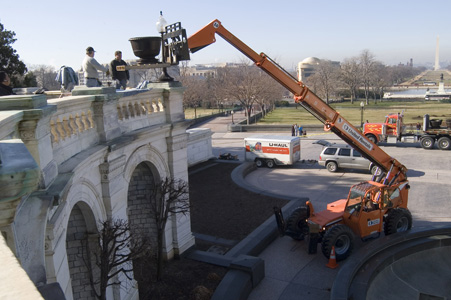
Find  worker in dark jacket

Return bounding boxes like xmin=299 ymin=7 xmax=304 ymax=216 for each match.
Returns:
xmin=0 ymin=71 xmax=14 ymax=96
xmin=109 ymin=50 xmax=129 ymax=90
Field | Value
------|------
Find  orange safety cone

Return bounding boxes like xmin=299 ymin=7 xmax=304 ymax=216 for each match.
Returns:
xmin=326 ymin=246 xmax=338 ymax=269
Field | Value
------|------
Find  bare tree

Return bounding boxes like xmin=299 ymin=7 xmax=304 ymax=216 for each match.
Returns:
xmin=254 ymin=72 xmax=283 ymax=117
xmin=305 ymin=60 xmax=340 ymax=104
xmin=370 ymin=62 xmax=389 ymax=103
xmin=148 ymin=177 xmax=190 ymax=281
xmin=179 ymin=75 xmax=208 ymax=117
xmin=29 ymin=64 xmax=60 ymax=90
xmin=214 ymin=63 xmax=283 ymax=124
xmin=359 ymin=49 xmax=377 ymax=105
xmin=386 ymin=64 xmax=425 ymax=86
xmin=340 ymin=56 xmax=361 ymax=104
xmin=81 ymin=218 xmax=152 ymax=300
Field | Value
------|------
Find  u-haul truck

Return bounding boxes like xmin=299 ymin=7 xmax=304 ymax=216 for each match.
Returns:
xmin=244 ymin=135 xmax=301 ymax=168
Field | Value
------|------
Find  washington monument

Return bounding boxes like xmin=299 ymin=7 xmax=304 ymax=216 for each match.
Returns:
xmin=434 ymin=36 xmax=440 ymax=71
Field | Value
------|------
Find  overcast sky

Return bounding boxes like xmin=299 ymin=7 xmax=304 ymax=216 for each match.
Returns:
xmin=2 ymin=0 xmax=451 ymax=71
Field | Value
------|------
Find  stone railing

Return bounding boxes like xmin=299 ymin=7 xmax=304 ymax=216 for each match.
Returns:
xmin=0 ymin=85 xmax=185 ymax=221
xmin=47 ymin=95 xmax=98 ymax=164
xmin=48 ymin=97 xmax=95 ymax=144
xmin=115 ymin=89 xmax=167 ymax=133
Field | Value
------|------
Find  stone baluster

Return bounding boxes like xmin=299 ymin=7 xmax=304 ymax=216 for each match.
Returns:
xmin=72 ymin=86 xmax=121 ymax=142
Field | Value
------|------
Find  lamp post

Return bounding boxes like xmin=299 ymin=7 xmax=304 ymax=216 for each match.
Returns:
xmin=156 ymin=11 xmax=173 ymax=82
xmin=360 ymin=101 xmax=365 ymax=130
xmin=231 ymin=110 xmax=234 ymax=124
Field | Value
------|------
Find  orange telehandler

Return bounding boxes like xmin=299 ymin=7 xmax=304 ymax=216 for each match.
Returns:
xmin=184 ymin=19 xmax=412 ymax=261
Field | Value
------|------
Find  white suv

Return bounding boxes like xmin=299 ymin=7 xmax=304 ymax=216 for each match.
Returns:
xmin=315 ymin=141 xmax=381 ymax=174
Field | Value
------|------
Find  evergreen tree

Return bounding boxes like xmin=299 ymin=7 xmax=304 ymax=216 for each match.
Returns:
xmin=0 ymin=22 xmax=27 ymax=85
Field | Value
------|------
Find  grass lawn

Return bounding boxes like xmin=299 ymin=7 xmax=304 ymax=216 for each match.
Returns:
xmin=259 ymin=101 xmax=451 ymax=126
xmin=184 ymin=108 xmax=224 ymax=119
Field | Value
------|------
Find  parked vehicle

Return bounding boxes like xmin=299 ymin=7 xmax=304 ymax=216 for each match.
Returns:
xmin=244 ymin=135 xmax=300 ymax=168
xmin=363 ymin=113 xmax=451 ymax=150
xmin=315 ymin=140 xmax=381 ymax=174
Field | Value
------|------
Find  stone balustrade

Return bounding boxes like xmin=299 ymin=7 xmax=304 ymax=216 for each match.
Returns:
xmin=48 ymin=96 xmax=95 ymax=144
xmin=115 ymin=89 xmax=167 ymax=133
xmin=0 ymin=83 xmax=214 ymax=300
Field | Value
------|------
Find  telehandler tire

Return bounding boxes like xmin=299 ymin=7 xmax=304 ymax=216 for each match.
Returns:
xmin=286 ymin=207 xmax=309 ymax=240
xmin=321 ymin=224 xmax=354 ymax=261
xmin=370 ymin=165 xmax=382 ymax=176
xmin=384 ymin=208 xmax=412 ymax=235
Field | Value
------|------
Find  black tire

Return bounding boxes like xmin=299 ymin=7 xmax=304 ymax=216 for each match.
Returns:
xmin=321 ymin=224 xmax=354 ymax=261
xmin=437 ymin=136 xmax=451 ymax=150
xmin=370 ymin=165 xmax=382 ymax=176
xmin=366 ymin=134 xmax=377 ymax=144
xmin=420 ymin=136 xmax=435 ymax=149
xmin=255 ymin=159 xmax=264 ymax=168
xmin=266 ymin=159 xmax=275 ymax=168
xmin=286 ymin=207 xmax=309 ymax=240
xmin=326 ymin=161 xmax=338 ymax=172
xmin=384 ymin=208 xmax=412 ymax=235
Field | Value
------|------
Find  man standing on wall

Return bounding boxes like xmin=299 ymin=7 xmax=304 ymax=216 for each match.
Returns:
xmin=109 ymin=50 xmax=129 ymax=90
xmin=82 ymin=47 xmax=109 ymax=87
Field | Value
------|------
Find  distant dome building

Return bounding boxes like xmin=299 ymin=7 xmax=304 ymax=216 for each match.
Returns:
xmin=297 ymin=57 xmax=321 ymax=81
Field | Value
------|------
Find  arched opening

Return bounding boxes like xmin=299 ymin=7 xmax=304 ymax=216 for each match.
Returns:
xmin=66 ymin=202 xmax=97 ymax=300
xmin=127 ymin=162 xmax=158 ymax=298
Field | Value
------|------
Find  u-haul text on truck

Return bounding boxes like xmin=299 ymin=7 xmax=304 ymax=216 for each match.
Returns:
xmin=244 ymin=135 xmax=301 ymax=168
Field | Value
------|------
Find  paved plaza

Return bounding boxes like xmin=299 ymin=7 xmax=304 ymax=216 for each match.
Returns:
xmin=193 ymin=113 xmax=451 ymax=299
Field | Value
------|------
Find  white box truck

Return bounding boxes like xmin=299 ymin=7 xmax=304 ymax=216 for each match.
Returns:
xmin=244 ymin=135 xmax=300 ymax=168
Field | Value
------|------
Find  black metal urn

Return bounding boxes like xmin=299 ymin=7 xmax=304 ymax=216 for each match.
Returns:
xmin=129 ymin=36 xmax=161 ymax=64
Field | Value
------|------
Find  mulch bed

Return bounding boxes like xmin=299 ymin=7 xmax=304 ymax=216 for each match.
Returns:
xmin=143 ymin=160 xmax=288 ymax=299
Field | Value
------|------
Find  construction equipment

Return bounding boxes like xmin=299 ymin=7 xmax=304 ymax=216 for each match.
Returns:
xmin=187 ymin=19 xmax=412 ymax=261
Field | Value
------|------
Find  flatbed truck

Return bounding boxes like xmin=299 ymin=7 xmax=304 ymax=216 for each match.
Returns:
xmin=363 ymin=113 xmax=451 ymax=150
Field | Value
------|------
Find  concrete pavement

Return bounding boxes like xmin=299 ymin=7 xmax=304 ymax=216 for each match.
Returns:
xmin=191 ymin=113 xmax=451 ymax=300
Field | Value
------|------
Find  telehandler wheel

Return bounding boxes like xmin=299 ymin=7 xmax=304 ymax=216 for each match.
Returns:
xmin=266 ymin=159 xmax=275 ymax=168
xmin=286 ymin=207 xmax=309 ymax=240
xmin=420 ymin=136 xmax=435 ymax=149
xmin=326 ymin=161 xmax=338 ymax=172
xmin=255 ymin=159 xmax=264 ymax=168
xmin=370 ymin=165 xmax=382 ymax=176
xmin=321 ymin=224 xmax=355 ymax=261
xmin=384 ymin=208 xmax=412 ymax=235
xmin=437 ymin=136 xmax=451 ymax=150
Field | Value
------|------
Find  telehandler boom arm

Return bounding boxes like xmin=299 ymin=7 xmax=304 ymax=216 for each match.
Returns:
xmin=187 ymin=19 xmax=407 ymax=182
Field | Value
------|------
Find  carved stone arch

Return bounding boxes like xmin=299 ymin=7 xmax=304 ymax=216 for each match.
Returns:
xmin=123 ymin=145 xmax=170 ymax=298
xmin=123 ymin=144 xmax=170 ymax=184
xmin=62 ymin=178 xmax=106 ymax=300
xmin=65 ymin=177 xmax=106 ymax=225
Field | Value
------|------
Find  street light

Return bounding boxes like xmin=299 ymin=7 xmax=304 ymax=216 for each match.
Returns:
xmin=156 ymin=11 xmax=173 ymax=82
xmin=360 ymin=101 xmax=365 ymax=130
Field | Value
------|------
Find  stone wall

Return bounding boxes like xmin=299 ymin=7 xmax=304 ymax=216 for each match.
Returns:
xmin=187 ymin=128 xmax=214 ymax=166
